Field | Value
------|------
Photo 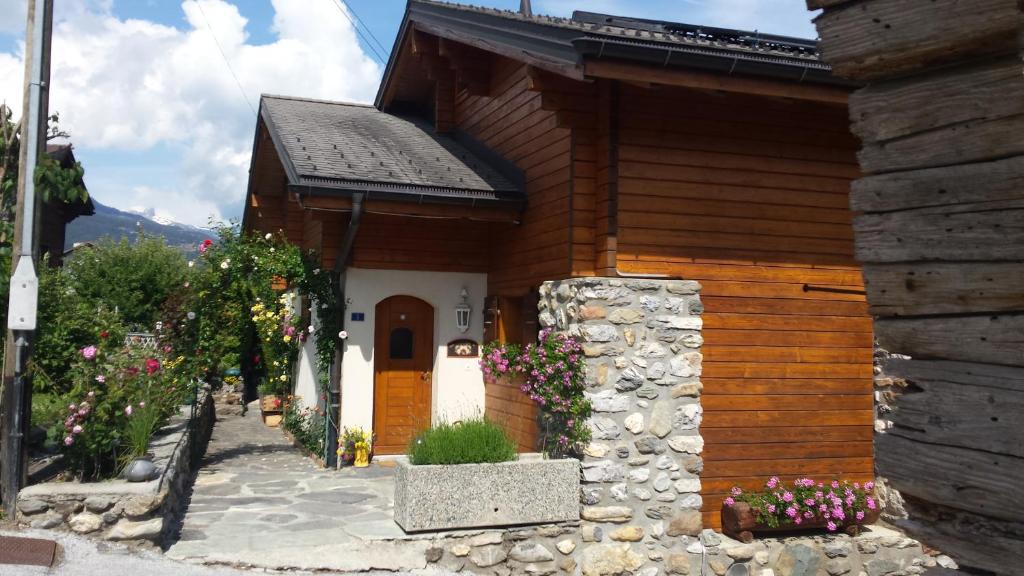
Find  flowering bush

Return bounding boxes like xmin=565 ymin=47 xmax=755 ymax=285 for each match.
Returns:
xmin=480 ymin=329 xmax=591 ymax=457
xmin=54 ymin=334 xmax=188 ymax=478
xmin=251 ymin=293 xmax=301 ymax=397
xmin=725 ymin=476 xmax=877 ymax=532
xmin=282 ymin=396 xmax=326 ymax=459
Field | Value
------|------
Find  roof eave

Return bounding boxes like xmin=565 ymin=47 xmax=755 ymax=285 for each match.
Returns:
xmin=289 ymin=180 xmax=525 ymax=211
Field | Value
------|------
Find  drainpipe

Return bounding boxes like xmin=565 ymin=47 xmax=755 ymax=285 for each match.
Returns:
xmin=326 ymin=192 xmax=364 ymax=468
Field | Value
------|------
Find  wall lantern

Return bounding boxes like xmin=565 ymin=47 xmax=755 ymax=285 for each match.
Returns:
xmin=455 ymin=288 xmax=472 ymax=333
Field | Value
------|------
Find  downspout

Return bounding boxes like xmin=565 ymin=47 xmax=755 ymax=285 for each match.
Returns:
xmin=326 ymin=192 xmax=365 ymax=468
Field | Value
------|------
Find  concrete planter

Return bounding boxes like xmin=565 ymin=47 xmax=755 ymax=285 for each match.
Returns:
xmin=393 ymin=455 xmax=579 ymax=532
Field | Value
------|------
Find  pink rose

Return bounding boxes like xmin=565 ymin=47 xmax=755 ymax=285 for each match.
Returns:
xmin=125 ymin=405 xmax=133 ymax=416
xmin=64 ymin=436 xmax=74 ymax=446
xmin=72 ymin=425 xmax=83 ymax=434
xmin=724 ymin=497 xmax=735 ymax=506
xmin=81 ymin=345 xmax=97 ymax=360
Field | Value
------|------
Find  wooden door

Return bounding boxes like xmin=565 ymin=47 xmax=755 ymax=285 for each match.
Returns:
xmin=373 ymin=295 xmax=434 ymax=454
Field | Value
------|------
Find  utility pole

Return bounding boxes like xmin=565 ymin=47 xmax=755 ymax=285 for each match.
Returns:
xmin=1 ymin=0 xmax=52 ymax=519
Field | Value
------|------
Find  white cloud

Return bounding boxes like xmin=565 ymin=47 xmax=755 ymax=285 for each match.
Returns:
xmin=0 ymin=0 xmax=381 ymax=226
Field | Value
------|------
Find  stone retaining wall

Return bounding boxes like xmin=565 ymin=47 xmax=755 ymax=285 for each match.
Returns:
xmin=424 ymin=523 xmax=939 ymax=576
xmin=15 ymin=390 xmax=215 ymax=546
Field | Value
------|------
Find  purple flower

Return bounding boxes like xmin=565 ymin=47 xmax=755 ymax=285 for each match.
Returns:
xmin=81 ymin=345 xmax=97 ymax=360
xmin=856 ymin=511 xmax=865 ymax=521
xmin=723 ymin=497 xmax=735 ymax=506
xmin=64 ymin=436 xmax=74 ymax=446
xmin=782 ymin=491 xmax=794 ymax=502
xmin=826 ymin=521 xmax=837 ymax=532
xmin=785 ymin=507 xmax=798 ymax=518
xmin=72 ymin=425 xmax=83 ymax=435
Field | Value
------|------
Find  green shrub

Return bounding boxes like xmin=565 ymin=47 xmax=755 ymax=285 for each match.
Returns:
xmin=408 ymin=418 xmax=517 ymax=465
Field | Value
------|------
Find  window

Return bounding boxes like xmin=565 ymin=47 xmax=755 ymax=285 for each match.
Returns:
xmin=389 ymin=327 xmax=414 ymax=359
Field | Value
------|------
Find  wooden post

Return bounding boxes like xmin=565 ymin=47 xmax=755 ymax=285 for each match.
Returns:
xmin=1 ymin=0 xmax=52 ymax=518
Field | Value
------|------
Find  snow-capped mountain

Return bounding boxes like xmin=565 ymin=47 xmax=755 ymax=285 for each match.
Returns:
xmin=66 ymin=199 xmax=214 ymax=252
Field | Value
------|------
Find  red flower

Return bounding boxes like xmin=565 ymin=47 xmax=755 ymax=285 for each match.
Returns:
xmin=273 ymin=397 xmax=282 ymax=408
xmin=99 ymin=330 xmax=109 ymax=339
xmin=199 ymin=239 xmax=213 ymax=254
xmin=145 ymin=358 xmax=161 ymax=375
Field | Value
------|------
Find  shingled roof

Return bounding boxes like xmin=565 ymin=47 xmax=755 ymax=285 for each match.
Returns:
xmin=260 ymin=95 xmax=521 ymax=204
xmin=378 ymin=1 xmax=851 ymax=106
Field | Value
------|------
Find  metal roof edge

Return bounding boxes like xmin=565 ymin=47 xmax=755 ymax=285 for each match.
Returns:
xmin=289 ymin=181 xmax=526 ymax=210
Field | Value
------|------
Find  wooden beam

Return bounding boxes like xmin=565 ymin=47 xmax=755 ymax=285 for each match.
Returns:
xmin=864 ymin=262 xmax=1024 ymax=317
xmin=876 ymin=315 xmax=1024 ymax=367
xmin=584 ymin=59 xmax=850 ymax=104
xmin=814 ymin=0 xmax=1019 ymax=80
xmin=299 ymin=194 xmax=521 ymax=223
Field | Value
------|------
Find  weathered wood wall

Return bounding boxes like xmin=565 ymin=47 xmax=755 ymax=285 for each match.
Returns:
xmin=811 ymin=0 xmax=1024 ymax=572
xmin=611 ymin=83 xmax=873 ymax=529
xmin=485 ymin=373 xmax=540 ymax=453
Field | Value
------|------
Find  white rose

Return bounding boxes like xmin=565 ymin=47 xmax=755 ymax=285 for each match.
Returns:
xmin=307 ymin=325 xmax=316 ymax=334
xmin=338 ymin=331 xmax=348 ymax=340
xmin=265 ymin=233 xmax=272 ymax=240
xmin=187 ymin=260 xmax=194 ymax=268
xmin=186 ymin=311 xmax=196 ymax=320
xmin=220 ymin=261 xmax=229 ymax=269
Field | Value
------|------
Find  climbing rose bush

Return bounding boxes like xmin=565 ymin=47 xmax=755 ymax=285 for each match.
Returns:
xmin=725 ymin=476 xmax=877 ymax=531
xmin=481 ymin=329 xmax=591 ymax=457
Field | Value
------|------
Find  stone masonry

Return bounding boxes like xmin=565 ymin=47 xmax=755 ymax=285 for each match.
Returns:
xmin=538 ymin=277 xmax=706 ymax=565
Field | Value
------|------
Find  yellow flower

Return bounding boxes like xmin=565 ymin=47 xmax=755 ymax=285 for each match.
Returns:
xmin=278 ymin=375 xmax=287 ymax=382
xmin=283 ymin=335 xmax=292 ymax=343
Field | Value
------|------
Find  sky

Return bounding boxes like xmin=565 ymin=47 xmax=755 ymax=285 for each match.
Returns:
xmin=0 ymin=0 xmax=820 ymax=227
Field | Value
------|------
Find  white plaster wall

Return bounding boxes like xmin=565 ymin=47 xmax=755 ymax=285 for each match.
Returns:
xmin=292 ymin=302 xmax=320 ymax=411
xmin=340 ymin=268 xmax=487 ymax=434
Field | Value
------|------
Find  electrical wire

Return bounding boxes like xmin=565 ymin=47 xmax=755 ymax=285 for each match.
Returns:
xmin=193 ymin=0 xmax=256 ymax=116
xmin=337 ymin=0 xmax=390 ymax=58
xmin=325 ymin=0 xmax=390 ymax=66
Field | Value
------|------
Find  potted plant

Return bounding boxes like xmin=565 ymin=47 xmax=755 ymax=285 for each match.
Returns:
xmin=721 ymin=477 xmax=881 ymax=543
xmin=338 ymin=427 xmax=374 ymax=467
xmin=394 ymin=418 xmax=579 ymax=532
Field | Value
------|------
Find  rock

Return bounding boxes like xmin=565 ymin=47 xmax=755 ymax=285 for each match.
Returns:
xmin=581 ymin=487 xmax=603 ymax=505
xmin=671 ymin=382 xmax=703 ymax=398
xmin=470 ymin=532 xmax=504 ymax=547
xmin=824 ymin=541 xmax=852 ymax=558
xmin=701 ymin=529 xmax=722 ymax=547
xmin=667 ymin=553 xmax=691 ymax=574
xmin=857 ymin=540 xmax=879 ymax=554
xmin=686 ymin=540 xmax=704 ymax=554
xmin=936 ymin=555 xmax=958 ymax=569
xmin=425 ymin=546 xmax=444 ymax=563
xmin=650 ymin=316 xmax=702 ymax=331
xmin=581 ymin=506 xmax=633 ymax=523
xmin=678 ymin=334 xmax=703 ymax=349
xmin=865 ymin=558 xmax=900 ymax=576
xmin=628 ymin=456 xmax=651 ymax=467
xmin=69 ymin=512 xmax=104 ymax=534
xmin=29 ymin=513 xmax=63 ymax=529
xmin=666 ymin=510 xmax=702 ymax=536
xmin=560 ymin=557 xmax=577 ymax=573
xmin=556 ymin=539 xmax=576 ymax=555
xmin=632 ymin=488 xmax=653 ymax=501
xmin=667 ymin=436 xmax=703 ymax=454
xmin=709 ymin=557 xmax=731 ymax=575
xmin=647 ymin=362 xmax=667 ymax=380
xmin=775 ymin=543 xmax=821 ymax=576
xmin=123 ymin=494 xmax=164 ymax=518
xmin=653 ymin=472 xmax=672 ymax=492
xmin=754 ymin=551 xmax=769 ymax=565
xmin=452 ymin=544 xmax=471 ymax=557
xmin=635 ymin=436 xmax=665 ymax=454
xmin=582 ymin=460 xmax=626 ymax=483
xmin=588 ymin=390 xmax=631 ymax=413
xmin=637 ymin=342 xmax=668 ymax=358
xmin=654 ymin=455 xmax=674 ymax=469
xmin=644 ymin=505 xmax=674 ymax=520
xmin=510 ymin=543 xmax=555 ymax=563
xmin=523 ymin=562 xmax=558 ymax=575
xmin=609 ymin=526 xmax=644 ymax=542
xmin=17 ymin=498 xmax=49 ymax=515
xmin=584 ymin=443 xmax=611 ymax=458
xmin=616 ymin=367 xmax=645 ymax=391
xmin=580 ymin=544 xmax=645 ymax=576
xmin=725 ymin=545 xmax=755 ymax=561
xmin=673 ymin=404 xmax=702 ymax=430
xmin=628 ymin=468 xmax=650 ymax=483
xmin=615 ymin=446 xmax=630 ymax=459
xmin=582 ymin=525 xmax=604 ymax=542
xmin=826 ymin=559 xmax=852 ymax=575
xmin=84 ymin=496 xmax=115 ymax=513
xmin=648 ymin=401 xmax=674 ymax=438
xmin=636 ymin=385 xmax=659 ymax=399
xmin=53 ymin=500 xmax=83 ymax=516
xmin=624 ymin=413 xmax=645 ymax=434
xmin=471 ymin=546 xmax=507 ymax=568
xmin=610 ymin=484 xmax=629 ymax=502
xmin=674 ymin=478 xmax=701 ymax=494
xmin=637 ymin=566 xmax=660 ymax=576
xmin=656 ymin=492 xmax=677 ymax=502
xmin=609 ymin=309 xmax=645 ymax=324
xmin=580 ymin=305 xmax=607 ymax=320
xmin=591 ymin=417 xmax=622 ymax=440
xmin=679 ymin=493 xmax=703 ymax=509
xmin=105 ymin=517 xmax=163 ymax=541
xmin=583 ymin=325 xmax=620 ymax=342
xmin=681 ymin=455 xmax=704 ymax=474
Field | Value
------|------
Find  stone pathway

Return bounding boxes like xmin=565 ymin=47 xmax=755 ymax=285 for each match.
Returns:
xmin=165 ymin=403 xmax=435 ymax=572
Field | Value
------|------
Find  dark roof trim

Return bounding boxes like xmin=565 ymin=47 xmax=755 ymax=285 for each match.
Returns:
xmin=257 ymin=101 xmax=302 ymax=186
xmin=291 ymin=180 xmax=526 ymax=211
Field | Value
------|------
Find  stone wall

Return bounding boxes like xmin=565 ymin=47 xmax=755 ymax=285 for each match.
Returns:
xmin=539 ymin=278 xmax=706 ymax=549
xmin=15 ymin=390 xmax=215 ymax=546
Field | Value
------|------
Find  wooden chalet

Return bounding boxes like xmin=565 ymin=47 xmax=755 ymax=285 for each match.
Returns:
xmin=243 ymin=0 xmax=871 ymax=530
xmin=41 ymin=144 xmax=94 ymax=266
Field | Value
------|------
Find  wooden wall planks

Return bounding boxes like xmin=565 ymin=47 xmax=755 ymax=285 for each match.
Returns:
xmin=811 ymin=1 xmax=1024 ymax=572
xmin=610 ymin=84 xmax=870 ymax=530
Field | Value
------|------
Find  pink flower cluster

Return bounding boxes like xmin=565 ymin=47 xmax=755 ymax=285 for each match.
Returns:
xmin=62 ymin=392 xmax=95 ymax=446
xmin=725 ymin=476 xmax=877 ymax=532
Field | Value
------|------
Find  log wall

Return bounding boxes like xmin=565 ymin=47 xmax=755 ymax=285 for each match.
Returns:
xmin=811 ymin=1 xmax=1024 ymax=572
xmin=611 ymin=84 xmax=872 ymax=529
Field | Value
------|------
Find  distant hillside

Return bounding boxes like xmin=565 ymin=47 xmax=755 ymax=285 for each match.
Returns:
xmin=65 ymin=200 xmax=212 ymax=252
